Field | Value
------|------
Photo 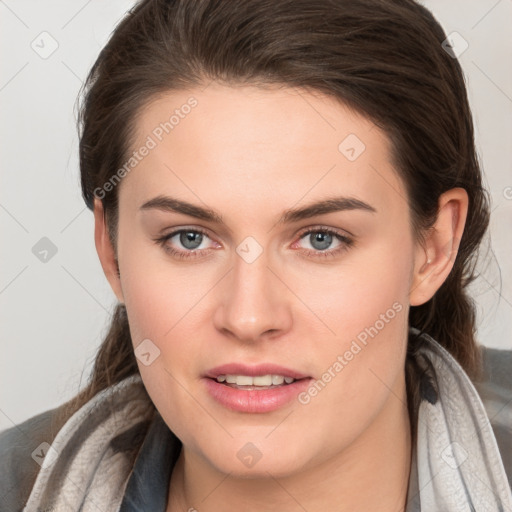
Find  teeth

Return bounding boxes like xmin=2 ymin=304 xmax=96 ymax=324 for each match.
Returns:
xmin=235 ymin=375 xmax=253 ymax=386
xmin=271 ymin=375 xmax=284 ymax=385
xmin=253 ymin=375 xmax=272 ymax=386
xmin=216 ymin=374 xmax=296 ymax=386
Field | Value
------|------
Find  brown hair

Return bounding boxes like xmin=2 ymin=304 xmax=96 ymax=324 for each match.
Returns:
xmin=58 ymin=0 xmax=490 ymax=443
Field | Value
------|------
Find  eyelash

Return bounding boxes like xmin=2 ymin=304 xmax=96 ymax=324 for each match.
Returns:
xmin=153 ymin=226 xmax=354 ymax=261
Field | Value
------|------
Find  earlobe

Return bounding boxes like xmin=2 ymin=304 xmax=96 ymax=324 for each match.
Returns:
xmin=93 ymin=198 xmax=125 ymax=304
xmin=409 ymin=188 xmax=468 ymax=307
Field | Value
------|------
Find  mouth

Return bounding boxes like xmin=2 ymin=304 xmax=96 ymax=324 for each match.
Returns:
xmin=202 ymin=363 xmax=313 ymax=413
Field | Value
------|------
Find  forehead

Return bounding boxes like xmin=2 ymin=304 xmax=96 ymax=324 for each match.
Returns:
xmin=119 ymin=83 xmax=408 ymax=222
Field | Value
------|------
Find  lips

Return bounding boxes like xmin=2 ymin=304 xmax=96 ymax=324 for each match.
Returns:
xmin=203 ymin=376 xmax=313 ymax=413
xmin=202 ymin=362 xmax=313 ymax=413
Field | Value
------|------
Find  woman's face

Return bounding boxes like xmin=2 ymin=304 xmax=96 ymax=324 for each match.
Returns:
xmin=99 ymin=83 xmax=423 ymax=477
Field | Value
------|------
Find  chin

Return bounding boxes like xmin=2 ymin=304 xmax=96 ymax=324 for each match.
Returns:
xmin=201 ymin=441 xmax=311 ymax=479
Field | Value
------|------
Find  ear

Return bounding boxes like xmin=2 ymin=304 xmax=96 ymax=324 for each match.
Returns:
xmin=94 ymin=198 xmax=125 ymax=304
xmin=409 ymin=187 xmax=468 ymax=306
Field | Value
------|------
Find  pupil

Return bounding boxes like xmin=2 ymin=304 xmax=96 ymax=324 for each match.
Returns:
xmin=310 ymin=232 xmax=332 ymax=251
xmin=180 ymin=231 xmax=202 ymax=250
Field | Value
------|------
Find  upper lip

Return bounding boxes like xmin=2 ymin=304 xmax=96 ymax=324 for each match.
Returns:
xmin=204 ymin=363 xmax=310 ymax=380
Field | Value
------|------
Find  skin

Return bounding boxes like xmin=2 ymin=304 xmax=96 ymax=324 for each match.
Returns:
xmin=94 ymin=82 xmax=468 ymax=511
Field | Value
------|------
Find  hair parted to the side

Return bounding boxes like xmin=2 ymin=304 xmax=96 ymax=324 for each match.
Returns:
xmin=57 ymin=0 xmax=490 ymax=442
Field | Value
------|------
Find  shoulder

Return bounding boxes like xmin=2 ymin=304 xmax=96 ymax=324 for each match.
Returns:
xmin=0 ymin=405 xmax=65 ymax=512
xmin=474 ymin=345 xmax=512 ymax=488
xmin=479 ymin=345 xmax=512 ymax=389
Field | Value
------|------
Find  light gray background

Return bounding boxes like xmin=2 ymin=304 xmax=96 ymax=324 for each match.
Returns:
xmin=1 ymin=0 xmax=511 ymax=431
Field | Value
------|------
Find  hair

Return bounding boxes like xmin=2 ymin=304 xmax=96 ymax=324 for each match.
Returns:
xmin=57 ymin=0 xmax=490 ymax=445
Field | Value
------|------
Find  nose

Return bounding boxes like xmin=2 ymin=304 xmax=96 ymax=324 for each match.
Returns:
xmin=212 ymin=249 xmax=293 ymax=343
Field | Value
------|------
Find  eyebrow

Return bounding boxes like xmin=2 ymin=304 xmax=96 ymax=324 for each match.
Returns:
xmin=139 ymin=194 xmax=376 ymax=224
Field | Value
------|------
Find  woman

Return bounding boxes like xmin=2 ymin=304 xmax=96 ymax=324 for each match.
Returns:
xmin=1 ymin=0 xmax=511 ymax=510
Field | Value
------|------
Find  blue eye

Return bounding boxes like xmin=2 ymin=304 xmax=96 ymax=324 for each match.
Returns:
xmin=295 ymin=227 xmax=354 ymax=259
xmin=176 ymin=230 xmax=204 ymax=250
xmin=154 ymin=228 xmax=215 ymax=260
xmin=304 ymin=231 xmax=335 ymax=251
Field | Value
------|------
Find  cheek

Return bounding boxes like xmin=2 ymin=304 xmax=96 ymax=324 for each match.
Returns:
xmin=292 ymin=306 xmax=409 ymax=465
xmin=119 ymin=261 xmax=208 ymax=449
xmin=118 ymin=230 xmax=215 ymax=343
xmin=290 ymin=228 xmax=413 ymax=341
xmin=289 ymin=236 xmax=412 ymax=432
xmin=121 ymin=265 xmax=206 ymax=389
xmin=116 ymin=236 xmax=218 ymax=432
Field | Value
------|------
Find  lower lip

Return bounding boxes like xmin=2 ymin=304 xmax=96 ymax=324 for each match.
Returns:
xmin=203 ymin=377 xmax=313 ymax=413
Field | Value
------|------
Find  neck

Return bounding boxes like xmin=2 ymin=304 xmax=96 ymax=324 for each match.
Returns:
xmin=167 ymin=379 xmax=412 ymax=512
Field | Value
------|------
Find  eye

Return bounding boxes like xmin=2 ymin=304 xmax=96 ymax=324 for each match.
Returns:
xmin=293 ymin=227 xmax=354 ymax=258
xmin=153 ymin=228 xmax=218 ymax=259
